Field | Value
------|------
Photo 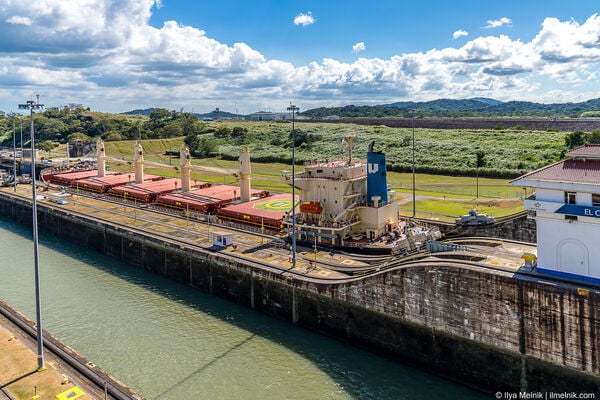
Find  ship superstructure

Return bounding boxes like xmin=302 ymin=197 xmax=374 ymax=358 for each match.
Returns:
xmin=281 ymin=136 xmax=406 ymax=252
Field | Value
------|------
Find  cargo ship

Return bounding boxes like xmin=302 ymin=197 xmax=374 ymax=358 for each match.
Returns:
xmin=281 ymin=136 xmax=440 ymax=254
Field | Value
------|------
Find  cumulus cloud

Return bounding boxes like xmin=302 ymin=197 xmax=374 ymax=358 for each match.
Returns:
xmin=293 ymin=12 xmax=315 ymax=27
xmin=485 ymin=17 xmax=512 ymax=28
xmin=6 ymin=16 xmax=32 ymax=26
xmin=0 ymin=1 xmax=599 ymax=112
xmin=352 ymin=42 xmax=366 ymax=53
xmin=453 ymin=30 xmax=468 ymax=39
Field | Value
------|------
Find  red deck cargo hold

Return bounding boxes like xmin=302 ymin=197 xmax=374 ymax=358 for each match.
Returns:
xmin=108 ymin=178 xmax=204 ymax=203
xmin=156 ymin=184 xmax=268 ymax=213
xmin=217 ymin=193 xmax=296 ymax=230
xmin=49 ymin=169 xmax=114 ymax=186
xmin=73 ymin=174 xmax=162 ymax=193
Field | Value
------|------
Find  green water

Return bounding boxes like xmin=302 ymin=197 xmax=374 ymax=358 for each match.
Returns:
xmin=0 ymin=218 xmax=485 ymax=399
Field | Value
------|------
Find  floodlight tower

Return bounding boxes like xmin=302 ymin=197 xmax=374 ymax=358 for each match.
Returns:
xmin=287 ymin=102 xmax=299 ymax=268
xmin=411 ymin=110 xmax=416 ymax=218
xmin=18 ymin=96 xmax=45 ymax=371
xmin=12 ymin=116 xmax=17 ymax=192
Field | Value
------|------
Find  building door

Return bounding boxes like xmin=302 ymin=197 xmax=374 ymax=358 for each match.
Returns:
xmin=557 ymin=239 xmax=589 ymax=277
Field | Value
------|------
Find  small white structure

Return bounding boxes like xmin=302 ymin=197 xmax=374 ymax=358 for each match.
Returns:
xmin=511 ymin=144 xmax=600 ymax=284
xmin=212 ymin=231 xmax=234 ymax=248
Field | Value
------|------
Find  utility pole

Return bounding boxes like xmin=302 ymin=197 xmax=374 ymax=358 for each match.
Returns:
xmin=18 ymin=96 xmax=45 ymax=371
xmin=287 ymin=103 xmax=299 ymax=268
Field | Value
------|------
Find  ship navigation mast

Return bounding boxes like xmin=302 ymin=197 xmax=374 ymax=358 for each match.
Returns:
xmin=342 ymin=133 xmax=356 ymax=165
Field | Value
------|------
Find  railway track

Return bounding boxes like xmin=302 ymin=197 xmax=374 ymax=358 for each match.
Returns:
xmin=9 ymin=187 xmax=597 ymax=291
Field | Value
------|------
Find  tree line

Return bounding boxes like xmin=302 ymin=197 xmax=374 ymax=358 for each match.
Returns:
xmin=0 ymin=106 xmax=207 ymax=150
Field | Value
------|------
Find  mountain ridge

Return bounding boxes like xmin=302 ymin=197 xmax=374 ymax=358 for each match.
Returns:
xmin=122 ymin=98 xmax=600 ymax=119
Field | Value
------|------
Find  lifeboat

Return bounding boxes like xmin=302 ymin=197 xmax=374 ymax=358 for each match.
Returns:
xmin=300 ymin=201 xmax=323 ymax=214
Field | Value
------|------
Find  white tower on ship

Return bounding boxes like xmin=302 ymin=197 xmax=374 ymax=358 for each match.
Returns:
xmin=180 ymin=144 xmax=191 ymax=192
xmin=97 ymin=138 xmax=106 ymax=177
xmin=239 ymin=146 xmax=252 ymax=202
xmin=133 ymin=141 xmax=144 ymax=184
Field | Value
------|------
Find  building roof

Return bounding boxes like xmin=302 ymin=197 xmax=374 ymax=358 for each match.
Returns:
xmin=566 ymin=144 xmax=600 ymax=159
xmin=511 ymin=158 xmax=600 ymax=185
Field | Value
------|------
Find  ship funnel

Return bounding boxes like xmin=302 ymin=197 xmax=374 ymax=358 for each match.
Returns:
xmin=366 ymin=141 xmax=388 ymax=206
xmin=239 ymin=146 xmax=252 ymax=202
xmin=134 ymin=141 xmax=144 ymax=184
xmin=97 ymin=138 xmax=106 ymax=177
xmin=180 ymin=144 xmax=191 ymax=192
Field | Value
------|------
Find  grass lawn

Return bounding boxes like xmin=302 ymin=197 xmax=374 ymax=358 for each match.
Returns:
xmin=398 ymin=198 xmax=524 ymax=222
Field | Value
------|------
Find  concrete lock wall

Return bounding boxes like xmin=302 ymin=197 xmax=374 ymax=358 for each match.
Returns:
xmin=438 ymin=212 xmax=537 ymax=243
xmin=0 ymin=193 xmax=598 ymax=393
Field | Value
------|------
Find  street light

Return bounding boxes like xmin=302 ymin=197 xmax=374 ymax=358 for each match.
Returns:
xmin=287 ymin=102 xmax=299 ymax=268
xmin=18 ymin=96 xmax=45 ymax=371
xmin=411 ymin=111 xmax=416 ymax=218
xmin=12 ymin=115 xmax=17 ymax=192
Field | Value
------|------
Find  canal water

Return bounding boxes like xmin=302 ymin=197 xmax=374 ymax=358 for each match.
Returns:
xmin=0 ymin=218 xmax=485 ymax=400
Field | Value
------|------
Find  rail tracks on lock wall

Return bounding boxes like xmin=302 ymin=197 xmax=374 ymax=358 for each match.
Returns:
xmin=6 ymin=187 xmax=599 ymax=290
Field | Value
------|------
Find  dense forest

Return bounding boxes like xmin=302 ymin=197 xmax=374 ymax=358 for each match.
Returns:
xmin=0 ymin=106 xmax=207 ymax=150
xmin=301 ymin=98 xmax=600 ymax=118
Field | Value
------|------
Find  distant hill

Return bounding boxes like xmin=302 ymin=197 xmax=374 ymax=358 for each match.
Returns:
xmin=469 ymin=97 xmax=503 ymax=106
xmin=301 ymin=98 xmax=600 ymax=118
xmin=123 ymin=108 xmax=156 ymax=116
xmin=122 ymin=108 xmax=244 ymax=120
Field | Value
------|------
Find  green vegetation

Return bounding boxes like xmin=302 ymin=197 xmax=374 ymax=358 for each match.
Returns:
xmin=301 ymin=98 xmax=600 ymax=118
xmin=564 ymin=130 xmax=600 ymax=149
xmin=0 ymin=107 xmax=583 ymax=180
xmin=179 ymin=121 xmax=567 ymax=178
xmin=1 ymin=107 xmax=595 ymax=179
xmin=0 ymin=106 xmax=207 ymax=147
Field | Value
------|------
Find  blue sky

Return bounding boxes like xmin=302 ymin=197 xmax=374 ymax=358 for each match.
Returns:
xmin=1 ymin=0 xmax=600 ymax=114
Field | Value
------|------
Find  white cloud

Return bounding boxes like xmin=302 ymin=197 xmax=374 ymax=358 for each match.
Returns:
xmin=6 ymin=16 xmax=32 ymax=26
xmin=352 ymin=42 xmax=366 ymax=53
xmin=485 ymin=17 xmax=512 ymax=29
xmin=453 ymin=30 xmax=468 ymax=39
xmin=1 ymin=1 xmax=600 ymax=112
xmin=293 ymin=12 xmax=315 ymax=27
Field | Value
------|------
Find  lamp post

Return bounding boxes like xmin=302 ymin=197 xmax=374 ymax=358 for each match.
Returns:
xmin=18 ymin=97 xmax=45 ymax=371
xmin=12 ymin=116 xmax=17 ymax=192
xmin=411 ymin=111 xmax=416 ymax=218
xmin=287 ymin=103 xmax=299 ymax=268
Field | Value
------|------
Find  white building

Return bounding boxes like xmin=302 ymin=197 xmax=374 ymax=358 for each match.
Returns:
xmin=511 ymin=144 xmax=600 ymax=284
xmin=247 ymin=111 xmax=309 ymax=121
